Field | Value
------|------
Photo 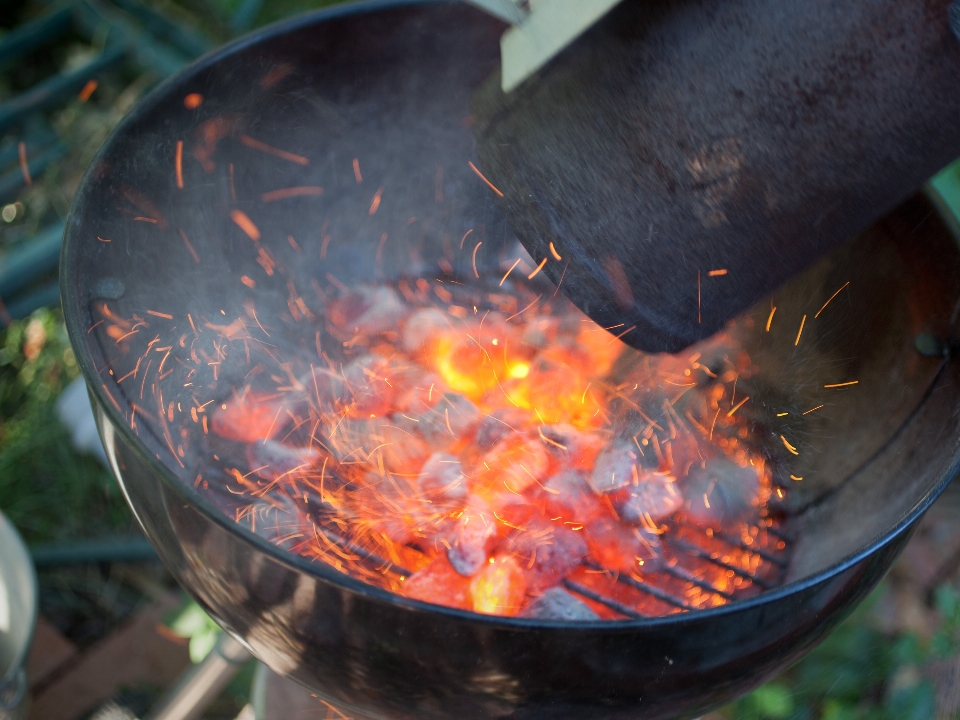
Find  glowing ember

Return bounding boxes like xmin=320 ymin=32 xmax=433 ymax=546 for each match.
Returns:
xmin=95 ymin=263 xmax=792 ymax=618
xmin=84 ymin=105 xmax=802 ymax=619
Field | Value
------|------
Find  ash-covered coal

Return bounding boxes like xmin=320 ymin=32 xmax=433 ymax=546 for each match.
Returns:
xmin=103 ymin=267 xmax=789 ymax=619
xmin=80 ymin=83 xmax=792 ymax=619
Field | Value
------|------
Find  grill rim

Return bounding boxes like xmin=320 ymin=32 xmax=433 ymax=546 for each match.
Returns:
xmin=60 ymin=0 xmax=960 ymax=631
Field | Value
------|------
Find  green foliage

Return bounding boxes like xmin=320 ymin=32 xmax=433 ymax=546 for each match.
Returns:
xmin=0 ymin=308 xmax=133 ymax=544
xmin=723 ymin=585 xmax=960 ymax=720
xmin=931 ymin=585 xmax=960 ymax=658
xmin=201 ymin=0 xmax=346 ymax=32
xmin=249 ymin=0 xmax=345 ymax=27
xmin=733 ymin=684 xmax=795 ymax=720
xmin=931 ymin=157 xmax=960 ymax=220
xmin=167 ymin=598 xmax=223 ymax=663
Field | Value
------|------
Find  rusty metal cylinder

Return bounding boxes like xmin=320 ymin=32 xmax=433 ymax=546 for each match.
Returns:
xmin=473 ymin=0 xmax=960 ymax=352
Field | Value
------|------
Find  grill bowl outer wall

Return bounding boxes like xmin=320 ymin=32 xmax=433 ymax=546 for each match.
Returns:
xmin=95 ymin=415 xmax=914 ymax=720
xmin=60 ymin=1 xmax=960 ymax=718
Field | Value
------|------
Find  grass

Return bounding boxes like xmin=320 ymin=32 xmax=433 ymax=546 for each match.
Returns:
xmin=0 ymin=307 xmax=134 ymax=545
xmin=722 ymin=584 xmax=960 ymax=720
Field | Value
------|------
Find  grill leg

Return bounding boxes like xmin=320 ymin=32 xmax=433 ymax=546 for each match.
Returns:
xmin=143 ymin=633 xmax=251 ymax=720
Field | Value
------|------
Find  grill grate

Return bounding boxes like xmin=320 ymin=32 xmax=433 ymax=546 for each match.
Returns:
xmin=308 ymin=515 xmax=792 ymax=619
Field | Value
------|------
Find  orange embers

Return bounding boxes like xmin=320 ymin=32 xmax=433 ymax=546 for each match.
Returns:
xmin=470 ymin=555 xmax=526 ymax=615
xmin=212 ymin=391 xmax=287 ymax=442
xmin=402 ymin=553 xmax=527 ymax=616
xmin=474 ymin=433 xmax=549 ymax=495
xmin=584 ymin=517 xmax=662 ymax=576
xmin=403 ymin=556 xmax=472 ymax=610
xmin=204 ymin=278 xmax=779 ymax=620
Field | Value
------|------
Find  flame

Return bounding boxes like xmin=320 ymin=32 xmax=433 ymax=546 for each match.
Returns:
xmin=87 ymin=145 xmax=810 ymax=620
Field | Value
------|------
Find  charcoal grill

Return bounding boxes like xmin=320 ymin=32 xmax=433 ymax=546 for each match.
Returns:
xmin=60 ymin=1 xmax=960 ymax=717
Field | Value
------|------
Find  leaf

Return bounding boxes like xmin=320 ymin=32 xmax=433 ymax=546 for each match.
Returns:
xmin=820 ymin=699 xmax=859 ymax=720
xmin=167 ymin=600 xmax=223 ymax=662
xmin=885 ymin=680 xmax=935 ymax=720
xmin=930 ymin=629 xmax=956 ymax=659
xmin=749 ymin=684 xmax=794 ymax=719
xmin=892 ymin=634 xmax=925 ymax=667
xmin=169 ymin=601 xmax=212 ymax=638
xmin=190 ymin=626 xmax=220 ymax=663
xmin=933 ymin=584 xmax=960 ymax=629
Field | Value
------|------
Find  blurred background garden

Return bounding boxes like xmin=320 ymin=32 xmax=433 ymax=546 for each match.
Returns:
xmin=3 ymin=0 xmax=960 ymax=718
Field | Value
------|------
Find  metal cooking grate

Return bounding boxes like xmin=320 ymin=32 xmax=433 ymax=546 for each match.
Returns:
xmin=307 ymin=514 xmax=792 ymax=619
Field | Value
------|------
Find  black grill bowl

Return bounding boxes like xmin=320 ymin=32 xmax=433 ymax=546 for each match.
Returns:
xmin=61 ymin=2 xmax=960 ymax=718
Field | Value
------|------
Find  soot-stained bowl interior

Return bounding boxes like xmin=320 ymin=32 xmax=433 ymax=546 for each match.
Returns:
xmin=61 ymin=1 xmax=960 ymax=717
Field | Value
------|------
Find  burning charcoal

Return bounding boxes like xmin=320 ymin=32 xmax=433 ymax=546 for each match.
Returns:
xmin=402 ymin=556 xmax=472 ymax=610
xmin=298 ymin=366 xmax=346 ymax=411
xmin=327 ymin=285 xmax=408 ymax=337
xmin=473 ymin=410 xmax=524 ymax=451
xmin=433 ymin=313 xmax=528 ymax=399
xmin=418 ymin=453 xmax=467 ymax=503
xmin=470 ymin=554 xmax=527 ymax=616
xmin=572 ymin=319 xmax=625 ymax=376
xmin=368 ymin=509 xmax=419 ymax=546
xmin=447 ymin=498 xmax=499 ymax=576
xmin=375 ymin=420 xmax=432 ymax=475
xmin=490 ymin=491 xmax=542 ymax=528
xmin=389 ymin=544 xmax=435 ymax=577
xmin=540 ymin=470 xmax=606 ymax=525
xmin=341 ymin=355 xmax=398 ymax=418
xmin=614 ymin=473 xmax=684 ymax=525
xmin=473 ymin=311 xmax=516 ymax=349
xmin=520 ymin=316 xmax=561 ymax=348
xmin=520 ymin=587 xmax=599 ymax=621
xmin=418 ymin=393 xmax=481 ymax=445
xmin=440 ymin=393 xmax=481 ymax=434
xmin=589 ymin=439 xmax=640 ymax=494
xmin=585 ymin=517 xmax=662 ymax=575
xmin=501 ymin=518 xmax=587 ymax=592
xmin=684 ymin=458 xmax=762 ymax=528
xmin=539 ymin=424 xmax=606 ymax=473
xmin=149 ymin=267 xmax=785 ymax=618
xmin=351 ymin=473 xmax=422 ymax=546
xmin=628 ymin=415 xmax=704 ymax=477
xmin=535 ymin=339 xmax=593 ymax=377
xmin=246 ymin=439 xmax=321 ymax=481
xmin=402 ymin=308 xmax=454 ymax=354
xmin=211 ymin=392 xmax=289 ymax=442
xmin=538 ymin=424 xmax=578 ymax=459
xmin=393 ymin=372 xmax=450 ymax=415
xmin=410 ymin=508 xmax=461 ymax=553
xmin=323 ymin=416 xmax=374 ymax=463
xmin=297 ymin=489 xmax=338 ymax=526
xmin=479 ymin=433 xmax=550 ymax=494
xmin=661 ymin=429 xmax=702 ymax=479
xmin=500 ymin=353 xmax=601 ymax=428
